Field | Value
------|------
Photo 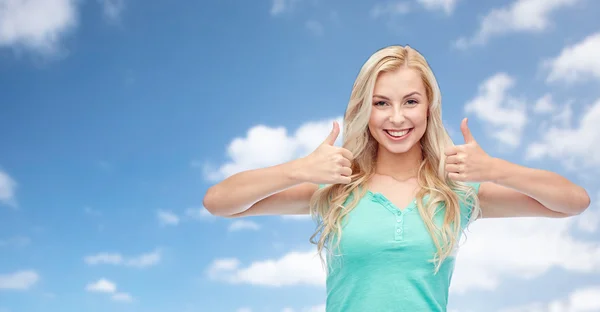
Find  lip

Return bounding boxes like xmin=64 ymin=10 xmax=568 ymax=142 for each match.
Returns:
xmin=384 ymin=128 xmax=413 ymax=141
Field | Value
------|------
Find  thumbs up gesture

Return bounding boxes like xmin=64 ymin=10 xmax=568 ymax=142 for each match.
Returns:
xmin=299 ymin=121 xmax=354 ymax=184
xmin=444 ymin=118 xmax=494 ymax=182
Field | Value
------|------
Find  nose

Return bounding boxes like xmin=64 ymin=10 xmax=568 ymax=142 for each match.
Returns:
xmin=389 ymin=107 xmax=405 ymax=124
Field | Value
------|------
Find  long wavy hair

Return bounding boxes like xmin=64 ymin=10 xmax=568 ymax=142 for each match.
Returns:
xmin=308 ymin=45 xmax=480 ymax=273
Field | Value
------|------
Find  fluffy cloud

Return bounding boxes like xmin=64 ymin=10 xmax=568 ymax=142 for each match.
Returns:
xmin=206 ymin=250 xmax=325 ymax=287
xmin=85 ymin=278 xmax=133 ymax=302
xmin=270 ymin=0 xmax=300 ymax=16
xmin=0 ymin=0 xmax=79 ymax=55
xmin=98 ymin=0 xmax=125 ymax=22
xmin=228 ymin=220 xmax=261 ymax=232
xmin=0 ymin=270 xmax=39 ymax=290
xmin=464 ymin=73 xmax=527 ymax=148
xmin=454 ymin=0 xmax=584 ymax=48
xmin=282 ymin=304 xmax=326 ymax=312
xmin=525 ymin=97 xmax=600 ymax=169
xmin=417 ymin=0 xmax=458 ymax=15
xmin=157 ymin=210 xmax=180 ymax=226
xmin=0 ymin=170 xmax=17 ymax=208
xmin=203 ymin=117 xmax=343 ymax=181
xmin=451 ymin=210 xmax=600 ymax=294
xmin=543 ymin=31 xmax=600 ymax=84
xmin=84 ymin=249 xmax=162 ymax=268
xmin=498 ymin=285 xmax=600 ymax=312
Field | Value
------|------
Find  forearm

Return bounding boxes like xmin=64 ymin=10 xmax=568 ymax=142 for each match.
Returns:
xmin=490 ymin=158 xmax=590 ymax=215
xmin=202 ymin=159 xmax=306 ymax=216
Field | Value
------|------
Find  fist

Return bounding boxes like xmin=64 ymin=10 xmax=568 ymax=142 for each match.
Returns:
xmin=444 ymin=118 xmax=493 ymax=182
xmin=301 ymin=121 xmax=354 ymax=184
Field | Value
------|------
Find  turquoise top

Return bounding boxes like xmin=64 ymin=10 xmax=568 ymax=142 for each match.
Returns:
xmin=320 ymin=183 xmax=480 ymax=312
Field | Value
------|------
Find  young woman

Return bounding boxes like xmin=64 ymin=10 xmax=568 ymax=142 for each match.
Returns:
xmin=202 ymin=45 xmax=591 ymax=312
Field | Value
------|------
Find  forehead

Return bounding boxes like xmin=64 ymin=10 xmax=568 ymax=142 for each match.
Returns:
xmin=373 ymin=67 xmax=425 ymax=97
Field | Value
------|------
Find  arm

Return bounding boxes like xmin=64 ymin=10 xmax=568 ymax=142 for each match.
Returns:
xmin=203 ymin=121 xmax=353 ymax=217
xmin=445 ymin=118 xmax=591 ymax=219
xmin=202 ymin=159 xmax=313 ymax=217
xmin=478 ymin=158 xmax=590 ymax=218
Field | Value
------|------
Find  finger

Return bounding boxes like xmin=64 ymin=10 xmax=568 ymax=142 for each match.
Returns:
xmin=337 ymin=176 xmax=352 ymax=184
xmin=339 ymin=147 xmax=354 ymax=160
xmin=444 ymin=146 xmax=459 ymax=156
xmin=445 ymin=164 xmax=461 ymax=173
xmin=445 ymin=155 xmax=462 ymax=164
xmin=447 ymin=172 xmax=464 ymax=181
xmin=338 ymin=157 xmax=352 ymax=168
xmin=323 ymin=121 xmax=340 ymax=146
xmin=461 ymin=118 xmax=475 ymax=143
xmin=339 ymin=167 xmax=352 ymax=177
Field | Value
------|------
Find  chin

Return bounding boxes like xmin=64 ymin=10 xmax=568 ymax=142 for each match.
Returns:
xmin=381 ymin=142 xmax=416 ymax=155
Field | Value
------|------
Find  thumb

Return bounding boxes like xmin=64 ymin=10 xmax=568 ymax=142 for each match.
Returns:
xmin=461 ymin=118 xmax=475 ymax=143
xmin=323 ymin=121 xmax=340 ymax=146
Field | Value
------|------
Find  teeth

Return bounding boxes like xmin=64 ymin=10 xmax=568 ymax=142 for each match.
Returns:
xmin=387 ymin=129 xmax=409 ymax=137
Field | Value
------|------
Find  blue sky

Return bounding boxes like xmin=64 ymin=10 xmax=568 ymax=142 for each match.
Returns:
xmin=1 ymin=0 xmax=600 ymax=311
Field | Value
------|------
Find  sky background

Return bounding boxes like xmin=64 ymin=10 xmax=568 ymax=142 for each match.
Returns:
xmin=1 ymin=0 xmax=600 ymax=311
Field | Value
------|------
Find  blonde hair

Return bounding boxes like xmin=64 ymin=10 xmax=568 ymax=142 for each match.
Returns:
xmin=308 ymin=45 xmax=480 ymax=273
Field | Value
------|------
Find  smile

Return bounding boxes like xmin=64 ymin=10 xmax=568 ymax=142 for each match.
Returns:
xmin=384 ymin=128 xmax=413 ymax=140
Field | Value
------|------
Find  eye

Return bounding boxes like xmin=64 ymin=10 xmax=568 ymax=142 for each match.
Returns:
xmin=374 ymin=100 xmax=388 ymax=106
xmin=406 ymin=99 xmax=418 ymax=105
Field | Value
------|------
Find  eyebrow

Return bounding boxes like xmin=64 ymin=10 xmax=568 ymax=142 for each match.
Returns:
xmin=373 ymin=91 xmax=421 ymax=100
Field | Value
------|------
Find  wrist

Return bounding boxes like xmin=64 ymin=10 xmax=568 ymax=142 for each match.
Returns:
xmin=489 ymin=157 xmax=512 ymax=184
xmin=282 ymin=158 xmax=308 ymax=183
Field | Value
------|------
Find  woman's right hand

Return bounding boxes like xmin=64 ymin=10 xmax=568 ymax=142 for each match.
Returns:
xmin=297 ymin=121 xmax=354 ymax=185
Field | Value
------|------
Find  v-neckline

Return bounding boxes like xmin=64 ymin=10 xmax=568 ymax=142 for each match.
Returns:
xmin=366 ymin=189 xmax=416 ymax=214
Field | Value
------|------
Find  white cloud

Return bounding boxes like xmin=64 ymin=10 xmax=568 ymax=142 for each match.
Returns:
xmin=111 ymin=292 xmax=133 ymax=302
xmin=454 ymin=0 xmax=584 ymax=48
xmin=0 ymin=270 xmax=39 ymax=290
xmin=237 ymin=308 xmax=252 ymax=312
xmin=281 ymin=214 xmax=312 ymax=221
xmin=228 ymin=220 xmax=261 ymax=232
xmin=533 ymin=94 xmax=555 ymax=114
xmin=84 ymin=249 xmax=161 ymax=268
xmin=0 ymin=170 xmax=17 ymax=208
xmin=98 ymin=0 xmax=124 ymax=22
xmin=543 ymin=32 xmax=600 ymax=84
xmin=417 ymin=0 xmax=458 ymax=15
xmin=282 ymin=304 xmax=327 ymax=312
xmin=206 ymin=250 xmax=325 ymax=287
xmin=185 ymin=207 xmax=215 ymax=221
xmin=370 ymin=1 xmax=411 ymax=18
xmin=301 ymin=304 xmax=326 ymax=312
xmin=203 ymin=116 xmax=343 ymax=181
xmin=464 ymin=73 xmax=527 ymax=148
xmin=577 ymin=194 xmax=600 ymax=233
xmin=0 ymin=0 xmax=79 ymax=56
xmin=270 ymin=0 xmax=300 ymax=16
xmin=157 ymin=210 xmax=180 ymax=226
xmin=451 ymin=213 xmax=600 ymax=294
xmin=85 ymin=278 xmax=116 ymax=293
xmin=525 ymin=97 xmax=600 ymax=169
xmin=85 ymin=278 xmax=133 ymax=303
xmin=499 ymin=285 xmax=600 ymax=312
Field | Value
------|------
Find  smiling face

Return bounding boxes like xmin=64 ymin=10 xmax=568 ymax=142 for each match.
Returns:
xmin=368 ymin=66 xmax=429 ymax=155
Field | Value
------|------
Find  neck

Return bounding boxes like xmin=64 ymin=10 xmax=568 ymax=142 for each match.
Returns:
xmin=374 ymin=142 xmax=423 ymax=181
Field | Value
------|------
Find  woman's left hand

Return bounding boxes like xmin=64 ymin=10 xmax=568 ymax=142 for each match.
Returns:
xmin=444 ymin=118 xmax=496 ymax=182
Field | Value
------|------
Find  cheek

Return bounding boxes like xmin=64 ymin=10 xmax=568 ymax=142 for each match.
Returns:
xmin=410 ymin=107 xmax=429 ymax=127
